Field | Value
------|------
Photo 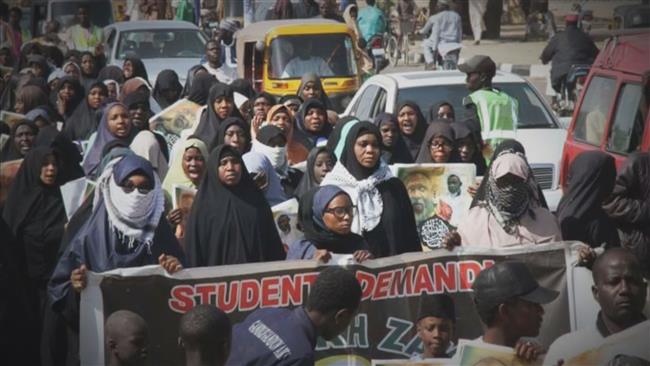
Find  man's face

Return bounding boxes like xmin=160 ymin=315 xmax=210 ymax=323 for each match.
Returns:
xmin=129 ymin=103 xmax=150 ymax=131
xmin=110 ymin=324 xmax=148 ymax=366
xmin=417 ymin=317 xmax=454 ymax=358
xmin=205 ymin=42 xmax=221 ymax=66
xmin=447 ymin=176 xmax=461 ymax=196
xmin=466 ymin=72 xmax=483 ymax=92
xmin=503 ymin=299 xmax=545 ymax=338
xmin=592 ymin=255 xmax=647 ymax=326
xmin=78 ymin=7 xmax=89 ymax=26
xmin=405 ymin=173 xmax=435 ymax=220
xmin=277 ymin=215 xmax=291 ymax=234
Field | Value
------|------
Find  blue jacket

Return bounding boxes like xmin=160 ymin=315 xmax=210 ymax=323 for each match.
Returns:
xmin=358 ymin=5 xmax=386 ymax=42
xmin=226 ymin=307 xmax=318 ymax=365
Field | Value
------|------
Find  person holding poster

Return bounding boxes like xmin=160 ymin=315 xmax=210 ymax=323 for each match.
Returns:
xmin=287 ymin=185 xmax=371 ymax=262
xmin=452 ymin=151 xmax=560 ymax=248
xmin=321 ymin=121 xmax=420 ymax=257
xmin=544 ymin=248 xmax=649 ymax=366
xmin=185 ymin=145 xmax=285 ymax=266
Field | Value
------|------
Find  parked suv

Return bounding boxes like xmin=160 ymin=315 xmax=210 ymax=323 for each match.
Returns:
xmin=560 ymin=30 xmax=650 ymax=187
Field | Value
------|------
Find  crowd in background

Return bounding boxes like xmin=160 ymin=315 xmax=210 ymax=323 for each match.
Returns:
xmin=0 ymin=1 xmax=648 ymax=366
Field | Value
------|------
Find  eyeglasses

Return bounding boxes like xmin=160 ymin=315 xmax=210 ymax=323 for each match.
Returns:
xmin=428 ymin=141 xmax=452 ymax=150
xmin=324 ymin=205 xmax=356 ymax=219
xmin=120 ymin=183 xmax=152 ymax=194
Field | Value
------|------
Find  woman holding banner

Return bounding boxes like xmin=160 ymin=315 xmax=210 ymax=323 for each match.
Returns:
xmin=184 ymin=145 xmax=285 ymax=266
xmin=321 ymin=122 xmax=421 ymax=257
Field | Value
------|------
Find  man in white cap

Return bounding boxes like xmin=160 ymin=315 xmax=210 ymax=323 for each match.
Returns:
xmin=418 ymin=0 xmax=462 ymax=70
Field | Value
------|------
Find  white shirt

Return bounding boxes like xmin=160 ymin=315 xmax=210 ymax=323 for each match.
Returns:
xmin=202 ymin=62 xmax=237 ymax=84
xmin=543 ymin=320 xmax=650 ymax=366
xmin=281 ymin=57 xmax=333 ymax=79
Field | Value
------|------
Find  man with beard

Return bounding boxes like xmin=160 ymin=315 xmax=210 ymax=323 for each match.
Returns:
xmin=404 ymin=171 xmax=436 ymax=223
xmin=439 ymin=174 xmax=470 ymax=227
xmin=544 ymin=248 xmax=649 ymax=365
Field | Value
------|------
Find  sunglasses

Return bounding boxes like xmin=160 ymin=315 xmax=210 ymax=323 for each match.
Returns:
xmin=120 ymin=182 xmax=152 ymax=194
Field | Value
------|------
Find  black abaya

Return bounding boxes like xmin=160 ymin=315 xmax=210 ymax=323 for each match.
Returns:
xmin=185 ymin=145 xmax=285 ymax=267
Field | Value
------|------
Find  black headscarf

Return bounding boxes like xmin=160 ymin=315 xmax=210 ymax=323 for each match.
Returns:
xmin=427 ymin=101 xmax=455 ymax=123
xmin=63 ymin=81 xmax=107 ymax=141
xmin=231 ymin=78 xmax=256 ymax=99
xmin=395 ymin=100 xmax=427 ymax=160
xmin=372 ymin=112 xmax=413 ymax=164
xmin=181 ymin=64 xmax=208 ymax=98
xmin=470 ymin=139 xmax=548 ymax=209
xmin=299 ymin=185 xmax=367 ymax=253
xmin=340 ymin=122 xmax=383 ymax=180
xmin=184 ymin=145 xmax=285 ymax=266
xmin=123 ymin=56 xmax=149 ymax=81
xmin=96 ymin=65 xmax=124 ymax=84
xmin=152 ymin=69 xmax=182 ymax=109
xmin=194 ymin=82 xmax=242 ymax=145
xmin=0 ymin=119 xmax=38 ymax=162
xmin=52 ymin=76 xmax=84 ymax=120
xmin=211 ymin=117 xmax=251 ymax=152
xmin=294 ymin=146 xmax=336 ymax=199
xmin=16 ymin=84 xmax=50 ymax=114
xmin=297 ymin=73 xmax=331 ymax=109
xmin=186 ymin=72 xmax=217 ymax=105
xmin=415 ymin=122 xmax=456 ymax=163
xmin=2 ymin=147 xmax=66 ymax=282
xmin=451 ymin=121 xmax=487 ymax=176
xmin=293 ymin=98 xmax=332 ymax=150
xmin=325 ymin=116 xmax=359 ymax=156
xmin=27 ymin=54 xmax=51 ymax=78
xmin=35 ymin=126 xmax=84 ymax=184
xmin=557 ymin=151 xmax=619 ymax=248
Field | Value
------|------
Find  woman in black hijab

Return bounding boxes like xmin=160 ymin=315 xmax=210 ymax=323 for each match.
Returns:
xmin=152 ymin=69 xmax=182 ymax=109
xmin=186 ymin=72 xmax=216 ymax=106
xmin=294 ymin=146 xmax=335 ymax=199
xmin=181 ymin=64 xmax=208 ymax=98
xmin=321 ymin=122 xmax=421 ymax=258
xmin=194 ymin=82 xmax=241 ymax=145
xmin=557 ymin=151 xmax=619 ymax=248
xmin=287 ymin=185 xmax=371 ymax=261
xmin=372 ymin=112 xmax=413 ymax=164
xmin=96 ymin=65 xmax=125 ymax=84
xmin=415 ymin=122 xmax=457 ymax=164
xmin=2 ymin=147 xmax=67 ymax=331
xmin=293 ymin=98 xmax=332 ymax=151
xmin=79 ymin=51 xmax=98 ymax=91
xmin=451 ymin=121 xmax=487 ymax=176
xmin=395 ymin=100 xmax=427 ymax=160
xmin=470 ymin=139 xmax=548 ymax=209
xmin=52 ymin=76 xmax=84 ymax=120
xmin=0 ymin=119 xmax=38 ymax=162
xmin=122 ymin=56 xmax=149 ymax=81
xmin=297 ymin=73 xmax=331 ymax=109
xmin=185 ymin=145 xmax=285 ymax=266
xmin=63 ymin=81 xmax=108 ymax=141
xmin=211 ymin=116 xmax=251 ymax=153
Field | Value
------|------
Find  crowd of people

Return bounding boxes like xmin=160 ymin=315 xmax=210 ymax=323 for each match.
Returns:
xmin=0 ymin=1 xmax=649 ymax=366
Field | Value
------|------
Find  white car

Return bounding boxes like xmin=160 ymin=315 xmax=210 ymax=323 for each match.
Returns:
xmin=343 ymin=70 xmax=565 ymax=211
xmin=104 ymin=20 xmax=208 ymax=86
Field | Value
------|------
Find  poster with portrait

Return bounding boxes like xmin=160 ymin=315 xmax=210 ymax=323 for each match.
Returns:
xmin=456 ymin=339 xmax=538 ymax=366
xmin=271 ymin=198 xmax=304 ymax=251
xmin=0 ymin=111 xmax=26 ymax=130
xmin=148 ymin=99 xmax=201 ymax=151
xmin=392 ymin=164 xmax=476 ymax=251
xmin=172 ymin=185 xmax=197 ymax=212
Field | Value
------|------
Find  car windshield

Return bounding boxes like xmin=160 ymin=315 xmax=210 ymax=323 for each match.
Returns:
xmin=116 ymin=29 xmax=206 ymax=59
xmin=51 ymin=1 xmax=113 ymax=30
xmin=397 ymin=83 xmax=557 ymax=128
xmin=269 ymin=34 xmax=358 ymax=80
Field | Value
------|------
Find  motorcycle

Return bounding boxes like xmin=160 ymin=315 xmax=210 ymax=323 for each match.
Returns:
xmin=366 ymin=35 xmax=389 ymax=74
xmin=554 ymin=64 xmax=591 ymax=117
